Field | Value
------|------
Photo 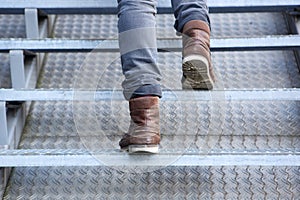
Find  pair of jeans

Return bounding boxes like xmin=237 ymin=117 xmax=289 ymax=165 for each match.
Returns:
xmin=117 ymin=0 xmax=210 ymax=100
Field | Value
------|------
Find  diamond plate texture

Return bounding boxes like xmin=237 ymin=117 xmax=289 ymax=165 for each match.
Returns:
xmin=3 ymin=166 xmax=300 ymax=199
xmin=2 ymin=11 xmax=300 ymax=200
xmin=18 ymin=100 xmax=300 ymax=152
xmin=0 ymin=54 xmax=11 ymax=88
xmin=0 ymin=15 xmax=25 ymax=89
xmin=0 ymin=14 xmax=26 ymax=199
xmin=53 ymin=13 xmax=288 ymax=39
xmin=53 ymin=14 xmax=176 ymax=39
xmin=0 ymin=15 xmax=25 ymax=38
xmin=39 ymin=51 xmax=300 ymax=90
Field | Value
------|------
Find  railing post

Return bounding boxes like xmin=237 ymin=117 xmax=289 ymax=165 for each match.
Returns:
xmin=9 ymin=50 xmax=26 ymax=89
xmin=24 ymin=8 xmax=40 ymax=39
xmin=0 ymin=102 xmax=8 ymax=147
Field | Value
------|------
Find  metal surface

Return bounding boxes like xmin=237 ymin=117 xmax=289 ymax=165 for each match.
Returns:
xmin=0 ymin=54 xmax=11 ymax=89
xmin=0 ymin=14 xmax=27 ymax=199
xmin=0 ymin=103 xmax=27 ymax=199
xmin=0 ymin=168 xmax=10 ymax=200
xmin=0 ymin=0 xmax=299 ymax=14
xmin=0 ymin=10 xmax=41 ymax=199
xmin=0 ymin=102 xmax=8 ymax=146
xmin=17 ymin=99 xmax=300 ymax=145
xmin=0 ymin=15 xmax=25 ymax=38
xmin=24 ymin=9 xmax=54 ymax=39
xmin=52 ymin=13 xmax=289 ymax=39
xmin=21 ymin=50 xmax=300 ymax=90
xmin=0 ymin=35 xmax=300 ymax=53
xmin=2 ymin=166 xmax=299 ymax=199
xmin=9 ymin=50 xmax=25 ymax=89
xmin=0 ymin=149 xmax=299 ymax=167
xmin=1 ymin=88 xmax=300 ymax=101
xmin=1 ymin=1 xmax=300 ymax=199
xmin=24 ymin=9 xmax=39 ymax=39
xmin=0 ymin=169 xmax=3 ymax=199
xmin=4 ymin=105 xmax=26 ymax=149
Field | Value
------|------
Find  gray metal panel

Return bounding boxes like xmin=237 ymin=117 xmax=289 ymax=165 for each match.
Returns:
xmin=0 ymin=15 xmax=25 ymax=38
xmin=0 ymin=169 xmax=3 ymax=199
xmin=1 ymin=149 xmax=300 ymax=167
xmin=1 ymin=89 xmax=300 ymax=101
xmin=0 ymin=14 xmax=26 ymax=90
xmin=2 ymin=6 xmax=300 ymax=200
xmin=3 ymin=166 xmax=300 ymax=199
xmin=53 ymin=13 xmax=289 ymax=39
xmin=24 ymin=9 xmax=40 ymax=39
xmin=36 ymin=51 xmax=300 ymax=90
xmin=11 ymin=97 xmax=299 ymax=168
xmin=0 ymin=102 xmax=8 ymax=146
xmin=16 ymin=99 xmax=300 ymax=141
xmin=0 ymin=14 xmax=26 ymax=89
xmin=9 ymin=50 xmax=26 ymax=89
xmin=0 ymin=35 xmax=299 ymax=52
xmin=0 ymin=54 xmax=11 ymax=88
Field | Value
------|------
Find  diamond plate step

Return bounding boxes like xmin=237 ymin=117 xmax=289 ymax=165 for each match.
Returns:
xmin=1 ymin=89 xmax=300 ymax=101
xmin=1 ymin=3 xmax=300 ymax=199
xmin=3 ymin=166 xmax=300 ymax=199
xmin=1 ymin=35 xmax=299 ymax=52
xmin=1 ymin=149 xmax=300 ymax=167
xmin=53 ymin=13 xmax=289 ymax=39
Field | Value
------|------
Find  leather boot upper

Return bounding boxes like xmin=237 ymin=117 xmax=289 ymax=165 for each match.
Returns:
xmin=182 ymin=20 xmax=215 ymax=82
xmin=119 ymin=96 xmax=160 ymax=148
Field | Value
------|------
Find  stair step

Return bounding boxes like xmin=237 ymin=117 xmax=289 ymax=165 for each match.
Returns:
xmin=0 ymin=35 xmax=299 ymax=52
xmin=1 ymin=88 xmax=300 ymax=101
xmin=1 ymin=149 xmax=299 ymax=167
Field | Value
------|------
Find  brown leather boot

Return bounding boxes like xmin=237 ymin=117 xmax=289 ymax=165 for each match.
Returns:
xmin=119 ymin=96 xmax=160 ymax=153
xmin=182 ymin=20 xmax=215 ymax=90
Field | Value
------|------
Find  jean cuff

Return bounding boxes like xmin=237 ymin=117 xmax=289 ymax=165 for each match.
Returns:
xmin=127 ymin=84 xmax=162 ymax=100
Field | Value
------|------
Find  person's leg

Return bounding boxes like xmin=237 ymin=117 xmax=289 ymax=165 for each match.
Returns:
xmin=172 ymin=0 xmax=210 ymax=32
xmin=172 ymin=0 xmax=215 ymax=89
xmin=118 ymin=0 xmax=162 ymax=100
xmin=117 ymin=0 xmax=160 ymax=153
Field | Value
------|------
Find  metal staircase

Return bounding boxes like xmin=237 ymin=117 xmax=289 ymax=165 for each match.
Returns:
xmin=1 ymin=0 xmax=300 ymax=199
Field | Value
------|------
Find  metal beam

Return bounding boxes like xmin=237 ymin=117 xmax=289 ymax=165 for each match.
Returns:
xmin=3 ymin=105 xmax=26 ymax=150
xmin=0 ymin=149 xmax=299 ymax=167
xmin=1 ymin=89 xmax=300 ymax=101
xmin=0 ymin=35 xmax=299 ymax=53
xmin=0 ymin=0 xmax=299 ymax=14
xmin=24 ymin=9 xmax=40 ymax=39
xmin=0 ymin=102 xmax=8 ymax=146
xmin=9 ymin=50 xmax=26 ymax=89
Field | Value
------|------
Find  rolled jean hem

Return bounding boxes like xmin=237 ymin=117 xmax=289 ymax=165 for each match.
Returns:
xmin=175 ymin=14 xmax=210 ymax=33
xmin=123 ymin=84 xmax=162 ymax=100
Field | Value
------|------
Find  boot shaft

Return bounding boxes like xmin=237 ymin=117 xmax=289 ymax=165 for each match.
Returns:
xmin=182 ymin=20 xmax=211 ymax=60
xmin=129 ymin=96 xmax=160 ymax=127
xmin=119 ymin=96 xmax=160 ymax=151
xmin=182 ymin=20 xmax=216 ymax=86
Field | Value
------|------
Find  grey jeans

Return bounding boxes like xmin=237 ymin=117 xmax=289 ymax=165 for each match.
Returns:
xmin=117 ymin=0 xmax=210 ymax=100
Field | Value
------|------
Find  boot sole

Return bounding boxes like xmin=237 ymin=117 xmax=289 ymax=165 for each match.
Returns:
xmin=182 ymin=55 xmax=213 ymax=90
xmin=122 ymin=144 xmax=159 ymax=154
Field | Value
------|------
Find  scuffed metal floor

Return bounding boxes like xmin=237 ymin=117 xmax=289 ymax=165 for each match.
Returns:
xmin=1 ymin=12 xmax=300 ymax=199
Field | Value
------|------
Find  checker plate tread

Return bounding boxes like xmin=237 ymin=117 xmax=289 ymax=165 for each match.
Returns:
xmin=1 ymin=11 xmax=300 ymax=200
